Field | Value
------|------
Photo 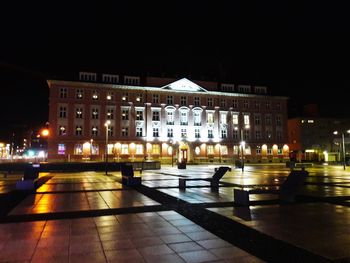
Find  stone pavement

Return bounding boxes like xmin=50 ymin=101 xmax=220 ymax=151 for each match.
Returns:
xmin=1 ymin=164 xmax=350 ymax=262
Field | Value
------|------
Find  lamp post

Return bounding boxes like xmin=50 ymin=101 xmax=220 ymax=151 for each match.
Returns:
xmin=333 ymin=130 xmax=350 ymax=170
xmin=239 ymin=125 xmax=250 ymax=172
xmin=90 ymin=139 xmax=93 ymax=161
xmin=104 ymin=120 xmax=111 ymax=175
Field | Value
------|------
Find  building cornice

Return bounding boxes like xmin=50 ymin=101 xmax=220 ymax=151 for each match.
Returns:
xmin=47 ymin=79 xmax=288 ymax=100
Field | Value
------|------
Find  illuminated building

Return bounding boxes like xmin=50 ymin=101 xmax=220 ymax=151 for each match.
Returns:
xmin=288 ymin=117 xmax=350 ymax=162
xmin=47 ymin=73 xmax=289 ymax=163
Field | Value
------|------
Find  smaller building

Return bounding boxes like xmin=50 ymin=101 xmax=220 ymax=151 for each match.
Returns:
xmin=288 ymin=117 xmax=350 ymax=163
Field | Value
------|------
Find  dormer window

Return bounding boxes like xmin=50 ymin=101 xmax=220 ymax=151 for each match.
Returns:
xmin=79 ymin=72 xmax=96 ymax=82
xmin=124 ymin=76 xmax=140 ymax=85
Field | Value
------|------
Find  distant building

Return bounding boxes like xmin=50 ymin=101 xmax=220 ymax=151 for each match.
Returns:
xmin=288 ymin=117 xmax=350 ymax=162
xmin=47 ymin=73 xmax=289 ymax=163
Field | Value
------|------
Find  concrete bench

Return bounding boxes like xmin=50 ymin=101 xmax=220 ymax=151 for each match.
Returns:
xmin=234 ymin=170 xmax=309 ymax=206
xmin=179 ymin=166 xmax=230 ymax=189
xmin=121 ymin=164 xmax=142 ymax=186
xmin=16 ymin=163 xmax=41 ymax=190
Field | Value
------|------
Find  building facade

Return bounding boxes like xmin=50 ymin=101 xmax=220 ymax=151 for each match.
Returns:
xmin=288 ymin=117 xmax=350 ymax=162
xmin=47 ymin=73 xmax=289 ymax=164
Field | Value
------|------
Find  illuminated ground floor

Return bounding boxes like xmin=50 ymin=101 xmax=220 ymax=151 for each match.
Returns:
xmin=48 ymin=139 xmax=290 ymax=164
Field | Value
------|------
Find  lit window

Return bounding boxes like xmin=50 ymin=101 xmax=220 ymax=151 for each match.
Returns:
xmin=74 ymin=144 xmax=83 ymax=155
xmin=106 ymin=92 xmax=114 ymax=100
xmin=122 ymin=127 xmax=128 ymax=136
xmin=75 ymin=126 xmax=83 ymax=136
xmin=107 ymin=109 xmax=114 ymax=119
xmin=136 ymin=110 xmax=144 ymax=120
xmin=108 ymin=126 xmax=113 ymax=136
xmin=207 ymin=145 xmax=214 ymax=155
xmin=136 ymin=93 xmax=143 ymax=103
xmin=308 ymin=120 xmax=314 ymax=123
xmin=122 ymin=93 xmax=128 ymax=101
xmin=233 ymin=145 xmax=239 ymax=155
xmin=58 ymin=144 xmax=66 ymax=155
xmin=220 ymin=112 xmax=227 ymax=124
xmin=136 ymin=127 xmax=143 ymax=137
xmin=244 ymin=115 xmax=250 ymax=125
xmin=232 ymin=114 xmax=238 ymax=125
xmin=221 ymin=146 xmax=228 ymax=155
xmin=122 ymin=109 xmax=129 ymax=120
xmin=59 ymin=126 xmax=66 ymax=136
xmin=180 ymin=111 xmax=188 ymax=125
xmin=76 ymin=108 xmax=83 ymax=118
xmin=76 ymin=89 xmax=83 ymax=99
xmin=166 ymin=111 xmax=174 ymax=125
xmin=152 ymin=144 xmax=160 ymax=154
xmin=136 ymin=144 xmax=143 ymax=154
xmin=121 ymin=144 xmax=129 ymax=154
xmin=207 ymin=112 xmax=214 ymax=124
xmin=91 ymin=126 xmax=98 ymax=136
xmin=92 ymin=90 xmax=99 ymax=100
xmin=256 ymin=147 xmax=261 ymax=155
xmin=92 ymin=109 xmax=99 ymax=119
xmin=194 ymin=111 xmax=201 ymax=126
xmin=195 ymin=146 xmax=200 ymax=155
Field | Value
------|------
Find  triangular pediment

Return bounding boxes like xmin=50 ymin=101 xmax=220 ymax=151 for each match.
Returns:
xmin=161 ymin=78 xmax=208 ymax=92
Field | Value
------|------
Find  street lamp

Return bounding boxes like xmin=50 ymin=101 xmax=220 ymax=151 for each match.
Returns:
xmin=333 ymin=130 xmax=350 ymax=170
xmin=104 ymin=120 xmax=111 ymax=175
xmin=90 ymin=139 xmax=93 ymax=161
xmin=239 ymin=125 xmax=250 ymax=172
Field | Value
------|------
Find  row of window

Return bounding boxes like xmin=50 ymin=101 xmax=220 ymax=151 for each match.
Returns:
xmin=78 ymin=73 xmax=267 ymax=94
xmin=58 ymin=106 xmax=283 ymax=126
xmin=58 ymin=88 xmax=281 ymax=109
xmin=57 ymin=125 xmax=283 ymax=140
xmin=79 ymin=72 xmax=140 ymax=85
xmin=57 ymin=143 xmax=286 ymax=156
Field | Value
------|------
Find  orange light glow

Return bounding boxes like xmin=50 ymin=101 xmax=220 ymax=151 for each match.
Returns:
xmin=41 ymin=129 xmax=49 ymax=137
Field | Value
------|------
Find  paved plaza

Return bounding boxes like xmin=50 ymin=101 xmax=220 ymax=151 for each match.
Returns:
xmin=1 ymin=164 xmax=350 ymax=262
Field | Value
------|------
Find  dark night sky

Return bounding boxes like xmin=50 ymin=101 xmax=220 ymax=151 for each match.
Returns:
xmin=1 ymin=1 xmax=350 ymax=141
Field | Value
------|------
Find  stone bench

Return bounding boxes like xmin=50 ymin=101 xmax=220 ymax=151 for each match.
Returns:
xmin=179 ymin=166 xmax=230 ymax=189
xmin=234 ymin=170 xmax=309 ymax=206
xmin=121 ymin=164 xmax=142 ymax=186
xmin=16 ymin=163 xmax=41 ymax=190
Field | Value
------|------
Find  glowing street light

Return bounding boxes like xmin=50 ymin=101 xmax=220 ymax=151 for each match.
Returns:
xmin=333 ymin=130 xmax=350 ymax=170
xmin=238 ymin=125 xmax=250 ymax=172
xmin=104 ymin=120 xmax=111 ymax=175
